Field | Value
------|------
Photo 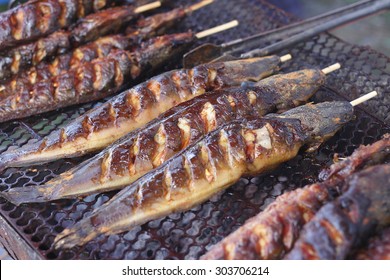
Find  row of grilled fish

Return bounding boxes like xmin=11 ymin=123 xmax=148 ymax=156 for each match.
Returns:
xmin=0 ymin=1 xmax=145 ymax=81
xmin=0 ymin=52 xmax=360 ymax=249
xmin=0 ymin=2 xmax=230 ymax=123
xmin=202 ymin=135 xmax=390 ymax=260
xmin=0 ymin=7 xmax=187 ymax=96
xmin=0 ymin=1 xmax=383 ymax=256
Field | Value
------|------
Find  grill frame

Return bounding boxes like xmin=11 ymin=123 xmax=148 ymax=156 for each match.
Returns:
xmin=0 ymin=0 xmax=389 ymax=260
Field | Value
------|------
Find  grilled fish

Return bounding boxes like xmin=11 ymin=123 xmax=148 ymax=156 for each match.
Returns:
xmin=0 ymin=0 xmax=120 ymax=51
xmin=285 ymin=163 xmax=390 ymax=260
xmin=0 ymin=32 xmax=195 ymax=123
xmin=201 ymin=135 xmax=390 ymax=260
xmin=1 ymin=68 xmax=325 ymax=204
xmin=0 ymin=56 xmax=282 ymax=172
xmin=354 ymin=227 xmax=390 ymax=260
xmin=0 ymin=7 xmax=187 ymax=96
xmin=0 ymin=1 xmax=168 ymax=80
xmin=53 ymin=101 xmax=354 ymax=249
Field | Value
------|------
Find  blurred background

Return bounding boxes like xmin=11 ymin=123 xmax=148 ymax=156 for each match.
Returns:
xmin=269 ymin=0 xmax=390 ymax=56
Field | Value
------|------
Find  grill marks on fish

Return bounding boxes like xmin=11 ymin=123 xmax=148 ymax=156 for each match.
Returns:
xmin=202 ymin=137 xmax=390 ymax=260
xmin=285 ymin=164 xmax=390 ymax=260
xmin=0 ymin=49 xmax=138 ymax=122
xmin=0 ymin=0 xmax=118 ymax=51
xmin=0 ymin=57 xmax=283 ymax=183
xmin=0 ymin=1 xmax=182 ymax=83
xmin=53 ymin=118 xmax=307 ymax=248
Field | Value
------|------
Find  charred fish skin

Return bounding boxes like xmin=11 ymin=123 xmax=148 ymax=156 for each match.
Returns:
xmin=69 ymin=5 xmax=137 ymax=47
xmin=354 ymin=227 xmax=390 ymax=260
xmin=285 ymin=164 xmax=390 ymax=260
xmin=0 ymin=34 xmax=131 ymax=97
xmin=53 ymin=102 xmax=354 ymax=249
xmin=0 ymin=0 xmax=120 ymax=51
xmin=3 ymin=68 xmax=324 ymax=204
xmin=0 ymin=32 xmax=196 ymax=123
xmin=272 ymin=101 xmax=355 ymax=151
xmin=125 ymin=8 xmax=187 ymax=41
xmin=201 ymin=135 xmax=390 ymax=260
xmin=0 ymin=31 xmax=71 ymax=82
xmin=53 ymin=118 xmax=306 ymax=249
xmin=0 ymin=56 xmax=281 ymax=173
xmin=0 ymin=8 xmax=189 ymax=96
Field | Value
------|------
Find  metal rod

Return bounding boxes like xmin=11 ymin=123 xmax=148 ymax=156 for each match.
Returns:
xmin=242 ymin=0 xmax=390 ymax=58
xmin=223 ymin=0 xmax=379 ymax=55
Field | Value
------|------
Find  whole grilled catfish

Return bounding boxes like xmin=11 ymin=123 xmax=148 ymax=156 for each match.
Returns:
xmin=201 ymin=135 xmax=390 ymax=260
xmin=0 ymin=0 xmax=121 ymax=51
xmin=285 ymin=163 xmax=390 ymax=260
xmin=1 ymin=68 xmax=325 ymax=204
xmin=0 ymin=56 xmax=282 ymax=172
xmin=0 ymin=2 xmax=161 ymax=82
xmin=53 ymin=101 xmax=354 ymax=249
xmin=0 ymin=7 xmax=187 ymax=97
xmin=0 ymin=32 xmax=195 ymax=123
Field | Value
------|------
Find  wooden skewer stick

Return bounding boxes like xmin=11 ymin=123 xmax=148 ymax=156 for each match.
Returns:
xmin=196 ymin=20 xmax=239 ymax=39
xmin=134 ymin=1 xmax=162 ymax=14
xmin=185 ymin=0 xmax=214 ymax=13
xmin=322 ymin=63 xmax=341 ymax=74
xmin=350 ymin=91 xmax=378 ymax=106
xmin=280 ymin=54 xmax=292 ymax=63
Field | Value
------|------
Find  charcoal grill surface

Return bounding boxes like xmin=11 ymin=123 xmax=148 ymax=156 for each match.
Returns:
xmin=0 ymin=0 xmax=389 ymax=260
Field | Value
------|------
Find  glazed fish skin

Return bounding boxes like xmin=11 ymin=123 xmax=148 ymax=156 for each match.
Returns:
xmin=0 ymin=32 xmax=195 ymax=123
xmin=0 ymin=0 xmax=119 ymax=51
xmin=201 ymin=135 xmax=390 ymax=260
xmin=0 ymin=8 xmax=188 ymax=96
xmin=0 ymin=1 xmax=172 ymax=82
xmin=70 ymin=6 xmax=137 ymax=46
xmin=53 ymin=101 xmax=354 ymax=249
xmin=54 ymin=118 xmax=306 ymax=248
xmin=0 ymin=48 xmax=137 ymax=122
xmin=285 ymin=164 xmax=390 ymax=260
xmin=0 ymin=30 xmax=70 ymax=82
xmin=0 ymin=56 xmax=281 ymax=172
xmin=0 ymin=34 xmax=130 ymax=97
xmin=354 ymin=227 xmax=390 ymax=260
xmin=5 ymin=68 xmax=323 ymax=203
xmin=208 ymin=134 xmax=390 ymax=260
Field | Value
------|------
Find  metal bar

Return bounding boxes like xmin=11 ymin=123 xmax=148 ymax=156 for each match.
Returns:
xmin=242 ymin=0 xmax=390 ymax=58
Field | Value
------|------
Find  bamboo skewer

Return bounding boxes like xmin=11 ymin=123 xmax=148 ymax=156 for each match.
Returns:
xmin=350 ymin=91 xmax=378 ymax=106
xmin=322 ymin=63 xmax=341 ymax=74
xmin=196 ymin=20 xmax=239 ymax=39
xmin=134 ymin=1 xmax=162 ymax=13
xmin=185 ymin=0 xmax=214 ymax=13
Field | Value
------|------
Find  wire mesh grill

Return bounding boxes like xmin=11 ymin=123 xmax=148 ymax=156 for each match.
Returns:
xmin=0 ymin=0 xmax=389 ymax=260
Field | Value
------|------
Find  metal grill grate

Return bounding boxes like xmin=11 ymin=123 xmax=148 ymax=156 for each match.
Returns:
xmin=0 ymin=0 xmax=389 ymax=260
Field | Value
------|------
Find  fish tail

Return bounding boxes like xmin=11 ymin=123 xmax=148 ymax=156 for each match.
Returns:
xmin=0 ymin=154 xmax=15 ymax=173
xmin=0 ymin=186 xmax=49 ymax=206
xmin=54 ymin=219 xmax=97 ymax=249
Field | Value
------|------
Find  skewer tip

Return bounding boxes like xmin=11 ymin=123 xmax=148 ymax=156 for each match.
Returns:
xmin=322 ymin=63 xmax=341 ymax=75
xmin=134 ymin=1 xmax=161 ymax=14
xmin=185 ymin=0 xmax=214 ymax=13
xmin=280 ymin=54 xmax=292 ymax=63
xmin=350 ymin=91 xmax=378 ymax=107
xmin=195 ymin=20 xmax=239 ymax=39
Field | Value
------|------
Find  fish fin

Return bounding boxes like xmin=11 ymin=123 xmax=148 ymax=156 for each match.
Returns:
xmin=0 ymin=186 xmax=48 ymax=206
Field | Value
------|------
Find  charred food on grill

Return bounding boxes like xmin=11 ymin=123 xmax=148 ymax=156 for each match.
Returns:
xmin=53 ymin=101 xmax=355 ymax=249
xmin=0 ymin=67 xmax=327 ymax=203
xmin=201 ymin=135 xmax=390 ymax=260
xmin=0 ymin=56 xmax=283 ymax=172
